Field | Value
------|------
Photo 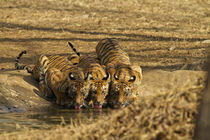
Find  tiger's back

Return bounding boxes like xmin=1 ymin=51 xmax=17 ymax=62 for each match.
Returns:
xmin=39 ymin=55 xmax=73 ymax=74
xmin=96 ymin=38 xmax=130 ymax=66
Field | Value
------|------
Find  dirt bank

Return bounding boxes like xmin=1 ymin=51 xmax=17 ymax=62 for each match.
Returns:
xmin=0 ymin=70 xmax=56 ymax=113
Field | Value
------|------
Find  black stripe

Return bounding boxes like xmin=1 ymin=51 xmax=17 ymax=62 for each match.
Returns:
xmin=51 ymin=57 xmax=66 ymax=68
xmin=48 ymin=56 xmax=63 ymax=67
xmin=68 ymin=42 xmax=80 ymax=56
xmin=42 ymin=59 xmax=48 ymax=66
xmin=118 ymin=70 xmax=122 ymax=80
xmin=65 ymin=87 xmax=70 ymax=97
xmin=97 ymin=39 xmax=131 ymax=65
xmin=15 ymin=50 xmax=27 ymax=70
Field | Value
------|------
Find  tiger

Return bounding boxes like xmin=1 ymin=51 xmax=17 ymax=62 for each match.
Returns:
xmin=96 ymin=38 xmax=142 ymax=108
xmin=15 ymin=50 xmax=90 ymax=109
xmin=68 ymin=42 xmax=110 ymax=109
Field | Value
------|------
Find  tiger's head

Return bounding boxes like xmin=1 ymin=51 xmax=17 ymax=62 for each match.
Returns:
xmin=86 ymin=65 xmax=110 ymax=109
xmin=106 ymin=64 xmax=142 ymax=108
xmin=47 ymin=66 xmax=90 ymax=109
xmin=64 ymin=66 xmax=91 ymax=109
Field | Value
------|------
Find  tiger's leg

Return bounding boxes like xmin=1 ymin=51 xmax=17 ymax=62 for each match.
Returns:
xmin=51 ymin=88 xmax=61 ymax=105
xmin=39 ymin=81 xmax=54 ymax=97
xmin=39 ymin=72 xmax=54 ymax=97
xmin=52 ymin=88 xmax=65 ymax=105
xmin=46 ymin=68 xmax=65 ymax=105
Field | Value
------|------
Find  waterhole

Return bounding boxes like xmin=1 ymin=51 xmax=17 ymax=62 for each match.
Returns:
xmin=0 ymin=108 xmax=111 ymax=134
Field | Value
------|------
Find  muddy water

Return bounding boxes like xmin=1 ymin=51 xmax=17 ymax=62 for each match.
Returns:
xmin=0 ymin=108 xmax=111 ymax=134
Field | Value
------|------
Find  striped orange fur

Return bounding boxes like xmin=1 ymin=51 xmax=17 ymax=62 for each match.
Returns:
xmin=15 ymin=51 xmax=90 ymax=109
xmin=68 ymin=42 xmax=110 ymax=109
xmin=96 ymin=38 xmax=142 ymax=108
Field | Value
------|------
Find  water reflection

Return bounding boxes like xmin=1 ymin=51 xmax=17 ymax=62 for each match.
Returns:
xmin=0 ymin=108 xmax=111 ymax=134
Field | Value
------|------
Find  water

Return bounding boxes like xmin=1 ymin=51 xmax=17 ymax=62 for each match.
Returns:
xmin=0 ymin=108 xmax=111 ymax=134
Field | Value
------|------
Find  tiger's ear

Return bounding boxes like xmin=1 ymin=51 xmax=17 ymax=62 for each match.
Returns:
xmin=68 ymin=54 xmax=80 ymax=64
xmin=87 ymin=72 xmax=93 ymax=80
xmin=85 ymin=72 xmax=91 ymax=80
xmin=131 ymin=65 xmax=142 ymax=79
xmin=131 ymin=65 xmax=141 ymax=72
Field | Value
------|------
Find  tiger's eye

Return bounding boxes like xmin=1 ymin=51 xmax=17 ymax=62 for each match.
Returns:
xmin=128 ymin=76 xmax=136 ymax=82
xmin=114 ymin=74 xmax=119 ymax=80
xmin=69 ymin=73 xmax=76 ymax=80
xmin=102 ymin=73 xmax=109 ymax=80
xmin=84 ymin=72 xmax=90 ymax=80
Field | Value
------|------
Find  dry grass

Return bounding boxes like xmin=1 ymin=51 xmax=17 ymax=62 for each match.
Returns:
xmin=0 ymin=0 xmax=209 ymax=70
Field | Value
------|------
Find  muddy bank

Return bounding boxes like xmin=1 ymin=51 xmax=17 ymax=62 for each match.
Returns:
xmin=0 ymin=70 xmax=55 ymax=113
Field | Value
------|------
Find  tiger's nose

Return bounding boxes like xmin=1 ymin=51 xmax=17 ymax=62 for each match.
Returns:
xmin=94 ymin=102 xmax=103 ymax=109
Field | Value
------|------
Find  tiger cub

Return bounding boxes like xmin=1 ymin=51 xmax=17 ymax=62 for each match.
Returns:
xmin=96 ymin=38 xmax=142 ymax=108
xmin=68 ymin=42 xmax=110 ymax=109
xmin=15 ymin=51 xmax=90 ymax=109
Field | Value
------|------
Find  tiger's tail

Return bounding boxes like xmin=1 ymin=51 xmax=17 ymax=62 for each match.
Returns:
xmin=15 ymin=50 xmax=27 ymax=70
xmin=68 ymin=42 xmax=80 ymax=56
